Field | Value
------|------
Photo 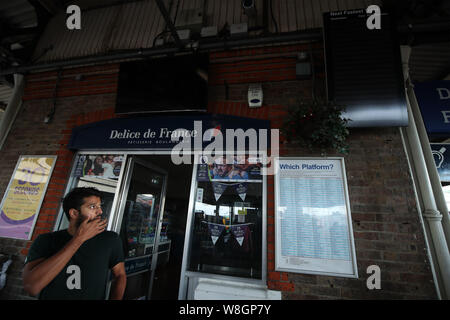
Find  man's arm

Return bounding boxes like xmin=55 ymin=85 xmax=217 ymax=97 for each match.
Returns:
xmin=23 ymin=237 xmax=84 ymax=296
xmin=23 ymin=218 xmax=107 ymax=296
xmin=109 ymin=262 xmax=126 ymax=300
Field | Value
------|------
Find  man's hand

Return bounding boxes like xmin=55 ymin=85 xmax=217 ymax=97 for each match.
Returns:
xmin=74 ymin=218 xmax=107 ymax=244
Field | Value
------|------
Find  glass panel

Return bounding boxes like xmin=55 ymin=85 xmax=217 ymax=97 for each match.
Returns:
xmin=187 ymin=156 xmax=263 ymax=279
xmin=57 ymin=154 xmax=125 ymax=230
xmin=119 ymin=162 xmax=164 ymax=260
xmin=119 ymin=161 xmax=165 ymax=300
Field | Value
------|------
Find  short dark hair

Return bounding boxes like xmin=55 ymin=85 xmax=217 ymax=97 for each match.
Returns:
xmin=62 ymin=187 xmax=102 ymax=220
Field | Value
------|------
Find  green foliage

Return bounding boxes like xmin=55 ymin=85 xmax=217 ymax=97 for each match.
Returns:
xmin=281 ymin=99 xmax=350 ymax=154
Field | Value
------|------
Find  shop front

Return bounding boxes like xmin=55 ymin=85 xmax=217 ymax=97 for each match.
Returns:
xmin=52 ymin=114 xmax=274 ymax=300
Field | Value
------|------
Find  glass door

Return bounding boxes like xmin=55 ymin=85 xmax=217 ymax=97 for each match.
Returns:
xmin=114 ymin=156 xmax=167 ymax=300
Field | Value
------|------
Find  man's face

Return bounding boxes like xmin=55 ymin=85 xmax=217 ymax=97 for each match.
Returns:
xmin=75 ymin=195 xmax=103 ymax=226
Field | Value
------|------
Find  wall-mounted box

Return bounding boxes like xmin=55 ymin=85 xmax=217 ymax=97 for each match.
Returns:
xmin=230 ymin=23 xmax=248 ymax=37
xmin=201 ymin=26 xmax=218 ymax=38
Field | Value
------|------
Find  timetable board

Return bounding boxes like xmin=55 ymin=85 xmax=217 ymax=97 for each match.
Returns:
xmin=274 ymin=158 xmax=357 ymax=278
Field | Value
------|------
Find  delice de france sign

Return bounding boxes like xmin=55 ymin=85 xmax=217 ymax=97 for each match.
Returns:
xmin=414 ymin=81 xmax=450 ymax=136
xmin=68 ymin=114 xmax=270 ymax=150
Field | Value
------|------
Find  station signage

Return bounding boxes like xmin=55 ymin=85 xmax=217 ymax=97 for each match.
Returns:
xmin=414 ymin=81 xmax=450 ymax=136
xmin=68 ymin=114 xmax=270 ymax=150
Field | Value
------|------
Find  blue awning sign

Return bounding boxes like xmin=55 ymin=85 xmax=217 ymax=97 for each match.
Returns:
xmin=68 ymin=114 xmax=271 ymax=151
xmin=414 ymin=81 xmax=450 ymax=136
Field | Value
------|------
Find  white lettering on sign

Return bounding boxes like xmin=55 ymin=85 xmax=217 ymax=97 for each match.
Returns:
xmin=441 ymin=111 xmax=450 ymax=123
xmin=437 ymin=88 xmax=450 ymax=100
xmin=109 ymin=129 xmax=141 ymax=139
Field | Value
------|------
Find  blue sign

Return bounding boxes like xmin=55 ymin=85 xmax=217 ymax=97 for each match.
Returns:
xmin=431 ymin=143 xmax=450 ymax=182
xmin=414 ymin=81 xmax=450 ymax=135
xmin=124 ymin=256 xmax=152 ymax=275
xmin=68 ymin=114 xmax=270 ymax=150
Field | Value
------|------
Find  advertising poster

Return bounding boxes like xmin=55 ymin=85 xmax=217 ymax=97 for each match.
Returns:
xmin=275 ymin=158 xmax=357 ymax=278
xmin=0 ymin=156 xmax=57 ymax=240
xmin=73 ymin=154 xmax=124 ymax=180
xmin=197 ymin=155 xmax=262 ymax=182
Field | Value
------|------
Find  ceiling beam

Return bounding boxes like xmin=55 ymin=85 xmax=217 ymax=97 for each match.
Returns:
xmin=155 ymin=0 xmax=183 ymax=49
xmin=33 ymin=0 xmax=61 ymax=15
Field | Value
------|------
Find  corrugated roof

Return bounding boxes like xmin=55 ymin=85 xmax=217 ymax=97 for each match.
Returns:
xmin=0 ymin=85 xmax=13 ymax=106
xmin=410 ymin=42 xmax=450 ymax=82
xmin=0 ymin=0 xmax=38 ymax=28
xmin=32 ymin=0 xmax=381 ymax=63
xmin=0 ymin=83 xmax=13 ymax=123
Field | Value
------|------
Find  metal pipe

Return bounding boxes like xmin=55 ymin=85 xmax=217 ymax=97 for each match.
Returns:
xmin=407 ymin=83 xmax=450 ymax=248
xmin=401 ymin=46 xmax=450 ymax=299
xmin=399 ymin=127 xmax=442 ymax=299
xmin=404 ymin=95 xmax=450 ymax=299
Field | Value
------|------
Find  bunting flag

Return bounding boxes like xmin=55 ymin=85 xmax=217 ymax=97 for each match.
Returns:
xmin=233 ymin=182 xmax=248 ymax=201
xmin=212 ymin=182 xmax=228 ymax=201
xmin=206 ymin=222 xmax=226 ymax=245
xmin=230 ymin=224 xmax=250 ymax=246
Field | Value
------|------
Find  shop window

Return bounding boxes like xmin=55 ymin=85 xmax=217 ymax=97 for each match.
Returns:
xmin=185 ymin=156 xmax=264 ymax=280
xmin=56 ymin=153 xmax=125 ymax=230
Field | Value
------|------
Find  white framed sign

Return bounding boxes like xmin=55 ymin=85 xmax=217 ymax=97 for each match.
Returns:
xmin=274 ymin=157 xmax=358 ymax=278
xmin=0 ymin=155 xmax=57 ymax=240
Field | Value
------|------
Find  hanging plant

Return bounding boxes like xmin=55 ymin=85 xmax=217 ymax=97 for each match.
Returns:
xmin=281 ymin=99 xmax=350 ymax=154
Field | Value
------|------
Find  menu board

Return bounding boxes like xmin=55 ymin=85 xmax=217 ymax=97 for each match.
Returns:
xmin=275 ymin=158 xmax=357 ymax=277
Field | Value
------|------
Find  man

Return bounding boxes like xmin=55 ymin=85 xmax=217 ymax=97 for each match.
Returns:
xmin=23 ymin=187 xmax=127 ymax=300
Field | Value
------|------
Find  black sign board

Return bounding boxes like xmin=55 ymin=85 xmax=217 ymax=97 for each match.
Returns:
xmin=116 ymin=54 xmax=208 ymax=114
xmin=323 ymin=9 xmax=408 ymax=127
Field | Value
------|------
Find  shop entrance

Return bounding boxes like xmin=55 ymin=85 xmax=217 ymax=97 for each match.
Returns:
xmin=116 ymin=155 xmax=192 ymax=300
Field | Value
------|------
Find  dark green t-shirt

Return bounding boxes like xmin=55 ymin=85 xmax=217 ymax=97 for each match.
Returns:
xmin=25 ymin=230 xmax=124 ymax=300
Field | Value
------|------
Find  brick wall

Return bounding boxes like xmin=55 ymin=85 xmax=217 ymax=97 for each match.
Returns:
xmin=207 ymin=44 xmax=437 ymax=299
xmin=0 ymin=43 xmax=438 ymax=299
xmin=269 ymin=129 xmax=437 ymax=299
xmin=0 ymin=64 xmax=118 ymax=299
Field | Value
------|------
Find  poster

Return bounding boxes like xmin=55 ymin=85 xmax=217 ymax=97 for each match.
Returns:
xmin=274 ymin=158 xmax=357 ymax=278
xmin=73 ymin=154 xmax=124 ymax=180
xmin=197 ymin=155 xmax=262 ymax=182
xmin=0 ymin=156 xmax=57 ymax=240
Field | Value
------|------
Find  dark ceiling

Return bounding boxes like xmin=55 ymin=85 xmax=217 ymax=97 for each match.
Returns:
xmin=0 ymin=0 xmax=449 ymax=83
